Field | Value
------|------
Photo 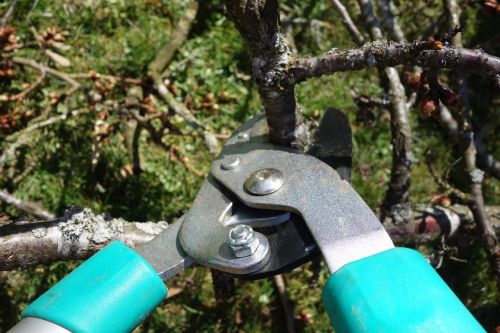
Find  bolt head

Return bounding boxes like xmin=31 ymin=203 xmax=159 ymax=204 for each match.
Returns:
xmin=237 ymin=132 xmax=249 ymax=140
xmin=227 ymin=225 xmax=260 ymax=258
xmin=244 ymin=168 xmax=284 ymax=195
xmin=221 ymin=157 xmax=241 ymax=170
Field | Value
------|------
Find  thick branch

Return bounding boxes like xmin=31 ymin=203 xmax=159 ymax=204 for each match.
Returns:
xmin=289 ymin=41 xmax=500 ymax=86
xmin=225 ymin=0 xmax=308 ymax=149
xmin=0 ymin=207 xmax=168 ymax=270
xmin=1 ymin=205 xmax=499 ymax=271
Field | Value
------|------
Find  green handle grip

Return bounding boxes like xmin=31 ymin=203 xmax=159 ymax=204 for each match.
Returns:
xmin=22 ymin=241 xmax=167 ymax=333
xmin=322 ymin=247 xmax=485 ymax=333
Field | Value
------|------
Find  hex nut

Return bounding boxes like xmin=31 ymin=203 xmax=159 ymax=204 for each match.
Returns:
xmin=227 ymin=225 xmax=261 ymax=258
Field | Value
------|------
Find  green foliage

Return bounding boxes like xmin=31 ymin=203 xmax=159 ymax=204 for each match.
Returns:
xmin=0 ymin=0 xmax=498 ymax=332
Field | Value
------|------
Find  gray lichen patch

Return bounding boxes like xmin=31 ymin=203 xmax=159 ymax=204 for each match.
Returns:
xmin=58 ymin=207 xmax=123 ymax=246
xmin=31 ymin=226 xmax=47 ymax=238
xmin=134 ymin=221 xmax=169 ymax=235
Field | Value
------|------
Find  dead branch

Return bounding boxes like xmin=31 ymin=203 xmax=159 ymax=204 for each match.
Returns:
xmin=146 ymin=1 xmax=219 ymax=153
xmin=0 ymin=207 xmax=168 ymax=271
xmin=147 ymin=1 xmax=199 ymax=79
xmin=0 ymin=110 xmax=86 ymax=169
xmin=68 ymin=71 xmax=142 ymax=85
xmin=1 ymin=0 xmax=19 ymax=27
xmin=273 ymin=274 xmax=296 ymax=333
xmin=0 ymin=189 xmax=54 ymax=220
xmin=353 ymin=0 xmax=413 ymax=224
xmin=289 ymin=41 xmax=500 ymax=86
xmin=475 ymin=126 xmax=500 ymax=180
xmin=0 ymin=70 xmax=46 ymax=102
xmin=225 ymin=0 xmax=308 ymax=149
xmin=375 ymin=0 xmax=405 ymax=42
xmin=443 ymin=0 xmax=500 ymax=287
xmin=329 ymin=0 xmax=365 ymax=46
xmin=12 ymin=56 xmax=81 ymax=91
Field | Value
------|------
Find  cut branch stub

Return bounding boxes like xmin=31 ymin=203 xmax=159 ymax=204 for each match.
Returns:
xmin=225 ymin=0 xmax=308 ymax=149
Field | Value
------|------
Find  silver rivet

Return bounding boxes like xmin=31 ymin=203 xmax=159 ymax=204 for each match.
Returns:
xmin=244 ymin=168 xmax=284 ymax=195
xmin=237 ymin=132 xmax=249 ymax=140
xmin=221 ymin=157 xmax=241 ymax=170
xmin=227 ymin=225 xmax=260 ymax=257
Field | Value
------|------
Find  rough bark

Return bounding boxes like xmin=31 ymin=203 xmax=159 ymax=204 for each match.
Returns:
xmin=225 ymin=0 xmax=308 ymax=149
xmin=289 ymin=41 xmax=500 ymax=85
xmin=0 ymin=207 xmax=168 ymax=270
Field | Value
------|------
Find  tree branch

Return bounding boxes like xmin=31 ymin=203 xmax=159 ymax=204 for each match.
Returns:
xmin=289 ymin=41 xmax=500 ymax=86
xmin=329 ymin=0 xmax=365 ymax=46
xmin=147 ymin=1 xmax=219 ymax=153
xmin=354 ymin=0 xmax=413 ymax=224
xmin=1 ymin=205 xmax=498 ymax=271
xmin=0 ymin=207 xmax=168 ymax=270
xmin=12 ymin=56 xmax=81 ymax=92
xmin=0 ymin=189 xmax=54 ymax=220
xmin=443 ymin=0 xmax=500 ymax=287
xmin=225 ymin=0 xmax=308 ymax=149
xmin=1 ymin=0 xmax=19 ymax=27
xmin=375 ymin=0 xmax=405 ymax=42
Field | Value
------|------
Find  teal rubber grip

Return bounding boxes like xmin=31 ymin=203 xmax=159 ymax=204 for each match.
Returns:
xmin=322 ymin=247 xmax=485 ymax=333
xmin=22 ymin=241 xmax=167 ymax=333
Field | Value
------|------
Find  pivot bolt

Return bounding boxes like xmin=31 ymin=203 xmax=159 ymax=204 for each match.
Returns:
xmin=227 ymin=225 xmax=260 ymax=258
xmin=244 ymin=168 xmax=284 ymax=195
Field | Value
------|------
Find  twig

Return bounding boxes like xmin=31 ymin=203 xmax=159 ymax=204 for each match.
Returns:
xmin=273 ymin=274 xmax=296 ymax=333
xmin=424 ymin=150 xmax=471 ymax=202
xmin=169 ymin=145 xmax=207 ymax=178
xmin=0 ymin=189 xmax=54 ymax=220
xmin=4 ymin=110 xmax=84 ymax=143
xmin=0 ymin=110 xmax=86 ymax=168
xmin=147 ymin=1 xmax=199 ymax=79
xmin=1 ymin=0 xmax=19 ymax=27
xmin=68 ymin=71 xmax=142 ymax=85
xmin=12 ymin=56 xmax=81 ymax=91
xmin=375 ymin=0 xmax=405 ymax=42
xmin=0 ymin=70 xmax=46 ymax=102
xmin=329 ymin=0 xmax=365 ymax=46
xmin=475 ymin=125 xmax=500 ymax=179
xmin=146 ymin=1 xmax=219 ymax=153
xmin=289 ymin=41 xmax=500 ymax=85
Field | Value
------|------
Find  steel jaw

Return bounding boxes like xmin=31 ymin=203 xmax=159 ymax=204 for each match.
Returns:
xmin=210 ymin=145 xmax=395 ymax=274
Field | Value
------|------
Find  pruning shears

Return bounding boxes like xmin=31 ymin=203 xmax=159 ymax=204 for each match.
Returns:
xmin=8 ymin=111 xmax=485 ymax=333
